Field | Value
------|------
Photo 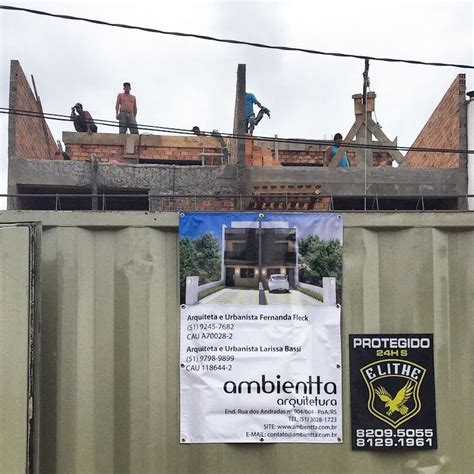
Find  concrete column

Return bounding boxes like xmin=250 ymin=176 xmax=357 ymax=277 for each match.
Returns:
xmin=322 ymin=277 xmax=336 ymax=305
xmin=356 ymin=121 xmax=373 ymax=168
xmin=185 ymin=276 xmax=199 ymax=306
xmin=231 ymin=64 xmax=247 ymax=196
xmin=353 ymin=92 xmax=375 ymax=168
xmin=233 ymin=64 xmax=246 ymax=161
xmin=90 ymin=155 xmax=98 ymax=211
xmin=221 ymin=225 xmax=226 ymax=281
xmin=467 ymin=97 xmax=474 ymax=210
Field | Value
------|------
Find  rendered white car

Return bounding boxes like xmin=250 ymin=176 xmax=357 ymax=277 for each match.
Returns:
xmin=268 ymin=274 xmax=290 ymax=293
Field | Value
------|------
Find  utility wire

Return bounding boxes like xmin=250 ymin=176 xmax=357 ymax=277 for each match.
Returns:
xmin=1 ymin=5 xmax=473 ymax=70
xmin=2 ymin=106 xmax=473 ymax=156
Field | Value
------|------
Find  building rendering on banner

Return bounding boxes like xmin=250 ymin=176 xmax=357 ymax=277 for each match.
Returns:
xmin=6 ymin=60 xmax=472 ymax=212
xmin=223 ymin=221 xmax=297 ymax=289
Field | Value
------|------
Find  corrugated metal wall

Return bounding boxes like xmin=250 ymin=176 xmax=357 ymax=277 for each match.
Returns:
xmin=0 ymin=211 xmax=472 ymax=474
xmin=0 ymin=225 xmax=31 ymax=474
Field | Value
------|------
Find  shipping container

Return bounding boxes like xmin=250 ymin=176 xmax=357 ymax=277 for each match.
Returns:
xmin=0 ymin=211 xmax=473 ymax=474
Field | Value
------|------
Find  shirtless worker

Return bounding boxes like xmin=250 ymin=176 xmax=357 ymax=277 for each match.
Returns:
xmin=115 ymin=82 xmax=138 ymax=134
xmin=70 ymin=103 xmax=97 ymax=134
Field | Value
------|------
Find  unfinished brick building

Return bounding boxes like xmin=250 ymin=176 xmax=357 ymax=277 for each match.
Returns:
xmin=7 ymin=60 xmax=469 ymax=211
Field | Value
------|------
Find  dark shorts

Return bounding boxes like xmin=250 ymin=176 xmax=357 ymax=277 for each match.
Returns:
xmin=74 ymin=120 xmax=97 ymax=133
xmin=118 ymin=112 xmax=138 ymax=134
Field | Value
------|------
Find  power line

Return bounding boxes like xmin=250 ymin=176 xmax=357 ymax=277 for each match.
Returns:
xmin=1 ymin=106 xmax=473 ymax=156
xmin=1 ymin=4 xmax=473 ymax=70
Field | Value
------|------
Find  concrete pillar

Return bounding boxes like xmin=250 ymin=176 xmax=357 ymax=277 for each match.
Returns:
xmin=231 ymin=64 xmax=247 ymax=196
xmin=356 ymin=122 xmax=373 ymax=168
xmin=353 ymin=92 xmax=376 ymax=116
xmin=353 ymin=92 xmax=375 ymax=168
xmin=90 ymin=155 xmax=98 ymax=211
xmin=233 ymin=64 xmax=246 ymax=161
xmin=125 ymin=135 xmax=139 ymax=155
xmin=322 ymin=277 xmax=336 ymax=305
xmin=185 ymin=276 xmax=199 ymax=306
xmin=467 ymin=96 xmax=474 ymax=209
xmin=221 ymin=225 xmax=226 ymax=281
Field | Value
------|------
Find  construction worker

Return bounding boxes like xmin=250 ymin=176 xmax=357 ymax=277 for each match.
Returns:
xmin=246 ymin=92 xmax=269 ymax=135
xmin=115 ymin=82 xmax=138 ymax=134
xmin=324 ymin=133 xmax=351 ymax=168
xmin=70 ymin=103 xmax=97 ymax=134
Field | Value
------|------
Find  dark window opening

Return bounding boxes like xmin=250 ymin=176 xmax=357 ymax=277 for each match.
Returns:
xmin=15 ymin=186 xmax=149 ymax=211
xmin=281 ymin=162 xmax=324 ymax=167
xmin=137 ymin=158 xmax=202 ymax=165
xmin=332 ymin=197 xmax=459 ymax=211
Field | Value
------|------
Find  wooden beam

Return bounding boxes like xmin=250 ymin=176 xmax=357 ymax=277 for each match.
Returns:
xmin=344 ymin=117 xmax=364 ymax=143
xmin=328 ymin=147 xmax=346 ymax=169
xmin=367 ymin=118 xmax=405 ymax=165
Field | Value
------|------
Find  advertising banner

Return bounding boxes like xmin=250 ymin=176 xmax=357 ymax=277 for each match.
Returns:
xmin=349 ymin=334 xmax=437 ymax=450
xmin=179 ymin=212 xmax=343 ymax=443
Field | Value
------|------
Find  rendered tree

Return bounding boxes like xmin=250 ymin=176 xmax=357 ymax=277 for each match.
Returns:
xmin=195 ymin=232 xmax=221 ymax=283
xmin=180 ymin=237 xmax=201 ymax=294
xmin=179 ymin=233 xmax=221 ymax=302
xmin=298 ymin=235 xmax=342 ymax=287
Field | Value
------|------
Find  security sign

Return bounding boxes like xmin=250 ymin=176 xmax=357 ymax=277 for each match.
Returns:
xmin=361 ymin=359 xmax=425 ymax=428
xmin=350 ymin=335 xmax=437 ymax=450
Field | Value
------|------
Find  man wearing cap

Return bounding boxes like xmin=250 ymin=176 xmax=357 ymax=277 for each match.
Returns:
xmin=70 ymin=103 xmax=97 ymax=134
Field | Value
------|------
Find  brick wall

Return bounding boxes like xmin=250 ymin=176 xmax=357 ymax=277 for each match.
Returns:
xmin=65 ymin=135 xmax=391 ymax=169
xmin=276 ymin=151 xmax=391 ymax=167
xmin=247 ymin=140 xmax=390 ymax=168
xmin=154 ymin=197 xmax=236 ymax=211
xmin=153 ymin=195 xmax=332 ymax=212
xmin=372 ymin=152 xmax=392 ymax=168
xmin=278 ymin=150 xmax=324 ymax=166
xmin=63 ymin=133 xmax=225 ymax=164
xmin=245 ymin=139 xmax=281 ymax=167
xmin=9 ymin=60 xmax=59 ymax=160
xmin=65 ymin=144 xmax=124 ymax=161
xmin=405 ymin=75 xmax=466 ymax=168
xmin=65 ymin=144 xmax=225 ymax=164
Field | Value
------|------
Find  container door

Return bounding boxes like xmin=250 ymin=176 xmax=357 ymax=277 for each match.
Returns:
xmin=0 ymin=223 xmax=40 ymax=474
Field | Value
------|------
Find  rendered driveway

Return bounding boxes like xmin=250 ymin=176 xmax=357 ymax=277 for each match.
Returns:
xmin=198 ymin=288 xmax=321 ymax=306
xmin=266 ymin=290 xmax=321 ymax=306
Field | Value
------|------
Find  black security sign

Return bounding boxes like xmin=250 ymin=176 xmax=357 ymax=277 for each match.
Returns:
xmin=349 ymin=334 xmax=437 ymax=450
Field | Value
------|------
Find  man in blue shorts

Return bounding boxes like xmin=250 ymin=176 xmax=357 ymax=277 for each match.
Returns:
xmin=245 ymin=92 xmax=266 ymax=135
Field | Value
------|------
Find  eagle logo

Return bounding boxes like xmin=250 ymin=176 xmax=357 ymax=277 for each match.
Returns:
xmin=375 ymin=381 xmax=414 ymax=416
xmin=360 ymin=359 xmax=425 ymax=428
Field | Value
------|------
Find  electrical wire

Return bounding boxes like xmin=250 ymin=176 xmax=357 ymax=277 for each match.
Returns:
xmin=1 ymin=106 xmax=472 ymax=156
xmin=0 ymin=5 xmax=473 ymax=70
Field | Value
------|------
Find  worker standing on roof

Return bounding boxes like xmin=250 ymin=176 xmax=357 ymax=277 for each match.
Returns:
xmin=324 ymin=133 xmax=351 ymax=168
xmin=70 ymin=103 xmax=97 ymax=134
xmin=246 ymin=92 xmax=269 ymax=135
xmin=116 ymin=82 xmax=138 ymax=134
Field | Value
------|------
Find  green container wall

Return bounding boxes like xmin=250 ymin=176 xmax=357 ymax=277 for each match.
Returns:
xmin=0 ymin=211 xmax=473 ymax=474
xmin=0 ymin=225 xmax=33 ymax=473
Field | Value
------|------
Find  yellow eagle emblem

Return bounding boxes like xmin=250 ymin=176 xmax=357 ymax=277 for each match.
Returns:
xmin=360 ymin=359 xmax=425 ymax=428
xmin=375 ymin=381 xmax=414 ymax=416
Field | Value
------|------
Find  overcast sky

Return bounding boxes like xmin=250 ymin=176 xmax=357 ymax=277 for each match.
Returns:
xmin=1 ymin=0 xmax=473 ymax=209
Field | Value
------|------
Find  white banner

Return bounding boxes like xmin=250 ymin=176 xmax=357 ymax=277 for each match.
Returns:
xmin=180 ymin=303 xmax=342 ymax=443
